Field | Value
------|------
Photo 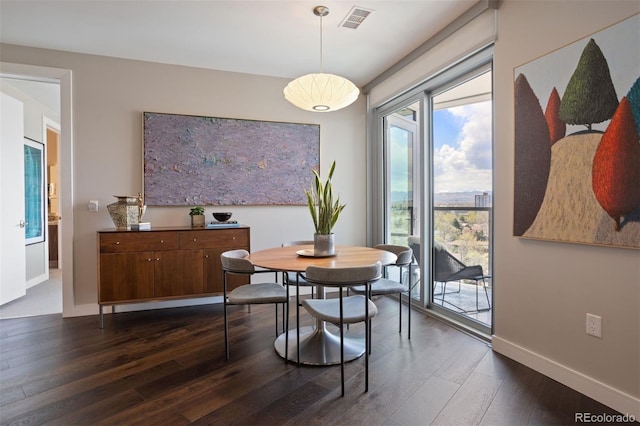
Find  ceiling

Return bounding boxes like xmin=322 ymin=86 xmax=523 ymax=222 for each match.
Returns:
xmin=0 ymin=0 xmax=479 ymax=88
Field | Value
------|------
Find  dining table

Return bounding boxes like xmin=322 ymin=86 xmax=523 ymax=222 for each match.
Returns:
xmin=249 ymin=244 xmax=397 ymax=365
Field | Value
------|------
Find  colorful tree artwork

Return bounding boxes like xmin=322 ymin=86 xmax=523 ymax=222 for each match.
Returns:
xmin=513 ymin=14 xmax=639 ymax=249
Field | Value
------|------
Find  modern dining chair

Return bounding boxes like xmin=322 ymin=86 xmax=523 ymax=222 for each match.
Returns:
xmin=281 ymin=240 xmax=314 ymax=364
xmin=303 ymin=262 xmax=382 ymax=396
xmin=433 ymin=241 xmax=491 ymax=312
xmin=351 ymin=244 xmax=414 ymax=346
xmin=220 ymin=249 xmax=289 ymax=361
xmin=282 ymin=240 xmax=315 ymax=299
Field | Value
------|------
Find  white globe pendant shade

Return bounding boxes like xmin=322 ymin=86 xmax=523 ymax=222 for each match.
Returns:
xmin=284 ymin=72 xmax=360 ymax=112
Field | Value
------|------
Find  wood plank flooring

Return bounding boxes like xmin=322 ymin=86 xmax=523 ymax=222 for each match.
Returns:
xmin=0 ymin=296 xmax=622 ymax=425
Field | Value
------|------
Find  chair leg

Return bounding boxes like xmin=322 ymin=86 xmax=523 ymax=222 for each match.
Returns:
xmin=284 ymin=300 xmax=289 ymax=365
xmin=339 ymin=290 xmax=345 ymax=397
xmin=364 ymin=284 xmax=370 ymax=393
xmin=224 ymin=300 xmax=230 ymax=361
xmin=484 ymin=279 xmax=491 ymax=308
xmin=408 ymin=289 xmax=412 ymax=339
xmin=398 ymin=294 xmax=402 ymax=333
xmin=275 ymin=303 xmax=278 ymax=336
xmin=480 ymin=277 xmax=491 ymax=310
xmin=223 ymin=272 xmax=230 ymax=361
xmin=296 ymin=277 xmax=300 ymax=365
xmin=367 ymin=286 xmax=373 ymax=355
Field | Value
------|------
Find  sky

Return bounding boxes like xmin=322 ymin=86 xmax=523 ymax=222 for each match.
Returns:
xmin=433 ymin=101 xmax=492 ymax=193
xmin=389 ymin=99 xmax=493 ymax=195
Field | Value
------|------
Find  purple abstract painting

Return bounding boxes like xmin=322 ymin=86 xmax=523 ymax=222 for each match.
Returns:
xmin=143 ymin=112 xmax=320 ymax=206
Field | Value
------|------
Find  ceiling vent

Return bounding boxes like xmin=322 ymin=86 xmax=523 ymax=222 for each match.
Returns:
xmin=339 ymin=6 xmax=374 ymax=30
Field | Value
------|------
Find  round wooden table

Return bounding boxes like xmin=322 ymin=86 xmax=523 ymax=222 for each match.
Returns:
xmin=249 ymin=245 xmax=397 ymax=365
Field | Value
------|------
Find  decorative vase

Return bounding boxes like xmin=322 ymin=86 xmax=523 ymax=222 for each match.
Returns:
xmin=191 ymin=215 xmax=205 ymax=228
xmin=314 ymin=233 xmax=335 ymax=256
xmin=107 ymin=195 xmax=141 ymax=230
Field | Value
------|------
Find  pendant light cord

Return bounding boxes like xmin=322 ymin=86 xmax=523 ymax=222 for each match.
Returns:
xmin=319 ymin=12 xmax=324 ymax=74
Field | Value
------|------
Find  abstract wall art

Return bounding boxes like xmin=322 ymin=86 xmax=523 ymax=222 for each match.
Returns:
xmin=143 ymin=112 xmax=320 ymax=206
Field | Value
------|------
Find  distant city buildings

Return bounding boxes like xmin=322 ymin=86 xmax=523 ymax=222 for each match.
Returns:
xmin=475 ymin=192 xmax=492 ymax=207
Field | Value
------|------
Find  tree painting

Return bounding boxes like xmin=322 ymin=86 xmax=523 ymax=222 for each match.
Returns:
xmin=592 ymin=97 xmax=640 ymax=231
xmin=559 ymin=39 xmax=619 ymax=132
xmin=513 ymin=74 xmax=551 ymax=236
xmin=545 ymin=87 xmax=566 ymax=145
xmin=514 ymin=14 xmax=639 ymax=248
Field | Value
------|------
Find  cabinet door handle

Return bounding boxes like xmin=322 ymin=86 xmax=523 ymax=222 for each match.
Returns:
xmin=205 ymin=255 xmax=209 ymax=258
xmin=156 ymin=258 xmax=160 ymax=261
xmin=147 ymin=258 xmax=152 ymax=261
xmin=160 ymin=240 xmax=164 ymax=243
xmin=115 ymin=241 xmax=120 ymax=245
xmin=193 ymin=238 xmax=197 ymax=242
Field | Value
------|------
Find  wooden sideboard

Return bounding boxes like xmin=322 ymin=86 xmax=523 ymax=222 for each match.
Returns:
xmin=97 ymin=226 xmax=250 ymax=327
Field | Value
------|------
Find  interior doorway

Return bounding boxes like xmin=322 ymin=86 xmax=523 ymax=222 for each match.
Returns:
xmin=0 ymin=64 xmax=72 ymax=318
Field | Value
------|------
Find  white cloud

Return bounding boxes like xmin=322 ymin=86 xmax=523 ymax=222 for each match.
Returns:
xmin=434 ymin=102 xmax=492 ymax=192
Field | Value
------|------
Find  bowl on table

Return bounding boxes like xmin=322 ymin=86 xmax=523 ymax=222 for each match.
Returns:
xmin=213 ymin=212 xmax=232 ymax=222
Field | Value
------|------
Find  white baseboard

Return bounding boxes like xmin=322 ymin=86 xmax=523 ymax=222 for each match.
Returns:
xmin=492 ymin=335 xmax=640 ymax=420
xmin=63 ymin=285 xmax=315 ymax=319
xmin=26 ymin=272 xmax=48 ymax=290
xmin=64 ymin=296 xmax=225 ymax=319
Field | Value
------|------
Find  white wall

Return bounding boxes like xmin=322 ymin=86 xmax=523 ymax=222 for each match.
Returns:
xmin=0 ymin=45 xmax=367 ymax=307
xmin=492 ymin=0 xmax=639 ymax=416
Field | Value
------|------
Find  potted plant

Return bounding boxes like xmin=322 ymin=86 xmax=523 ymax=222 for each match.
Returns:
xmin=305 ymin=160 xmax=346 ymax=256
xmin=189 ymin=206 xmax=205 ymax=228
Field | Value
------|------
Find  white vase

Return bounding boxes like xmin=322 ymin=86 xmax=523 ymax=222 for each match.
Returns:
xmin=314 ymin=233 xmax=335 ymax=256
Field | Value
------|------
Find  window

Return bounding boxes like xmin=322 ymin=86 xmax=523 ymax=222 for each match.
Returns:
xmin=373 ymin=48 xmax=494 ymax=334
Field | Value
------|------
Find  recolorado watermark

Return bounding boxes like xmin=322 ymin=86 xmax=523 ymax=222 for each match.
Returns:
xmin=575 ymin=412 xmax=636 ymax=423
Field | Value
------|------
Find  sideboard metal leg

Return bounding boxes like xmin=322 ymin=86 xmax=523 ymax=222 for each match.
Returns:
xmin=99 ymin=305 xmax=104 ymax=329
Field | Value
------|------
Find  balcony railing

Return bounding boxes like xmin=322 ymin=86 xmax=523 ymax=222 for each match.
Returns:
xmin=390 ymin=205 xmax=493 ymax=326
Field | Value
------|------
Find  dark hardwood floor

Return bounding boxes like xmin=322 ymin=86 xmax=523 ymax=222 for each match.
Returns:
xmin=0 ymin=296 xmax=622 ymax=425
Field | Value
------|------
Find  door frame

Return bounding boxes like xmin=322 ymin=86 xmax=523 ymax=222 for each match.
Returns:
xmin=1 ymin=62 xmax=74 ymax=317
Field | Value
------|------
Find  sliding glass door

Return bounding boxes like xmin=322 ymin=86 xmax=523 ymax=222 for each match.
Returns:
xmin=430 ymin=67 xmax=493 ymax=331
xmin=383 ymin=103 xmax=420 ymax=288
xmin=377 ymin=53 xmax=493 ymax=334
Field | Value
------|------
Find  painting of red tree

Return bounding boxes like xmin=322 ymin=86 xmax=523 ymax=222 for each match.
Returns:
xmin=592 ymin=97 xmax=640 ymax=231
xmin=545 ymin=87 xmax=566 ymax=145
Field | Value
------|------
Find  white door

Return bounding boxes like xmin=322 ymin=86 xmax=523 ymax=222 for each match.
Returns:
xmin=0 ymin=92 xmax=27 ymax=305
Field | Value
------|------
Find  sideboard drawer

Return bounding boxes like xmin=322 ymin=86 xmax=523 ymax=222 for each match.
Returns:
xmin=178 ymin=229 xmax=250 ymax=249
xmin=99 ymin=231 xmax=178 ymax=253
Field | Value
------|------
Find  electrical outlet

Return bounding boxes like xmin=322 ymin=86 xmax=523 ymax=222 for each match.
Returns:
xmin=88 ymin=200 xmax=99 ymax=212
xmin=586 ymin=313 xmax=602 ymax=338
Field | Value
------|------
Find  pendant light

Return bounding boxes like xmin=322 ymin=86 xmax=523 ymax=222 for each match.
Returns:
xmin=284 ymin=5 xmax=359 ymax=112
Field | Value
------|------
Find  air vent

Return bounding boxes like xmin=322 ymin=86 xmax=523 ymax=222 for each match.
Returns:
xmin=339 ymin=6 xmax=373 ymax=29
